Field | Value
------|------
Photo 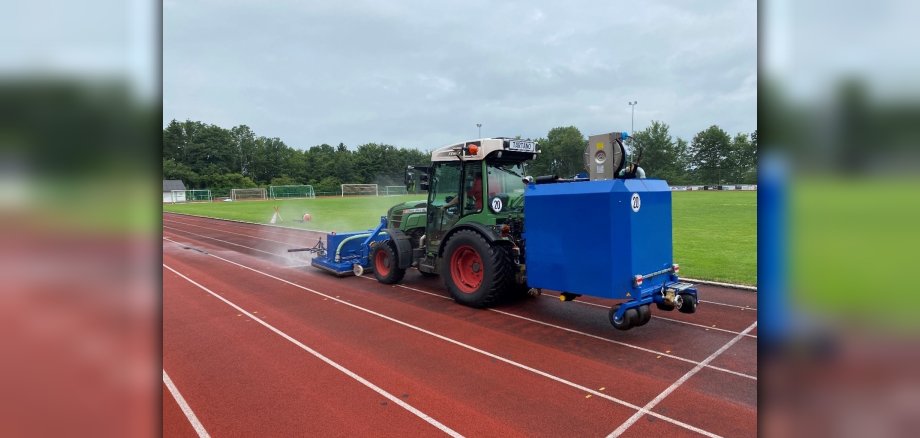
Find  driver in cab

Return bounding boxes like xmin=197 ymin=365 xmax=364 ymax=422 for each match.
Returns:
xmin=444 ymin=171 xmax=482 ymax=212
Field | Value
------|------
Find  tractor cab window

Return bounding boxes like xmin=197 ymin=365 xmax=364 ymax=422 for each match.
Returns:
xmin=486 ymin=162 xmax=527 ymax=212
xmin=429 ymin=162 xmax=461 ymax=207
xmin=462 ymin=162 xmax=484 ymax=216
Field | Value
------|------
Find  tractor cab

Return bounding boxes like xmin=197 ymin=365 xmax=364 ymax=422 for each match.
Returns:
xmin=422 ymin=138 xmax=536 ymax=251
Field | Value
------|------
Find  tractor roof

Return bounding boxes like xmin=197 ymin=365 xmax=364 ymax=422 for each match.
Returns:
xmin=430 ymin=138 xmax=539 ymax=162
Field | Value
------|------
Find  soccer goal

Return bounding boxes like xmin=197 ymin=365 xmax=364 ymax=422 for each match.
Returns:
xmin=269 ymin=185 xmax=316 ymax=199
xmin=383 ymin=185 xmax=408 ymax=196
xmin=231 ymin=188 xmax=267 ymax=201
xmin=170 ymin=189 xmax=212 ymax=203
xmin=341 ymin=184 xmax=378 ymax=197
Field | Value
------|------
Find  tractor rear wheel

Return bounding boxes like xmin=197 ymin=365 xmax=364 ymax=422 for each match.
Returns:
xmin=372 ymin=242 xmax=405 ymax=284
xmin=441 ymin=230 xmax=513 ymax=308
xmin=609 ymin=304 xmax=638 ymax=331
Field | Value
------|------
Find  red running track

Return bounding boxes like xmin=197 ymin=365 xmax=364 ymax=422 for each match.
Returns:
xmin=162 ymin=213 xmax=757 ymax=437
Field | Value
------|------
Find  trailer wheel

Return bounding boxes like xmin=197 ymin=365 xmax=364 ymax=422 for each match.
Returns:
xmin=609 ymin=304 xmax=638 ymax=331
xmin=677 ymin=294 xmax=698 ymax=314
xmin=636 ymin=305 xmax=652 ymax=326
xmin=441 ymin=230 xmax=513 ymax=308
xmin=373 ymin=242 xmax=405 ymax=284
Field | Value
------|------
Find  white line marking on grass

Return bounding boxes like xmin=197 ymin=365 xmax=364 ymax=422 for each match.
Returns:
xmin=163 ymin=369 xmax=211 ymax=438
xmin=682 ymin=277 xmax=757 ymax=292
xmin=358 ymin=278 xmax=756 ymax=381
xmin=606 ymin=321 xmax=758 ymax=438
xmin=163 ymin=264 xmax=464 ymax=438
xmin=162 ymin=237 xmax=721 ymax=437
xmin=164 ymin=211 xmax=328 ymax=233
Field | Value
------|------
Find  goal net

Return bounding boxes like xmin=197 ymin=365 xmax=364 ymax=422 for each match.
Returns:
xmin=341 ymin=184 xmax=378 ymax=197
xmin=269 ymin=185 xmax=316 ymax=199
xmin=231 ymin=188 xmax=267 ymax=201
xmin=383 ymin=185 xmax=407 ymax=196
xmin=170 ymin=189 xmax=212 ymax=203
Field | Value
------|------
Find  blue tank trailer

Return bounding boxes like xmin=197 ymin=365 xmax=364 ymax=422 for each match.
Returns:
xmin=288 ymin=134 xmax=699 ymax=331
xmin=524 ymin=178 xmax=698 ymax=329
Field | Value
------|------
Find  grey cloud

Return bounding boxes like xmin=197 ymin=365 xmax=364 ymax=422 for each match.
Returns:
xmin=165 ymin=0 xmax=756 ymax=150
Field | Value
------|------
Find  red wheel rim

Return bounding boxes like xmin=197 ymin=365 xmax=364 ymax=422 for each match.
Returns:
xmin=450 ymin=244 xmax=483 ymax=293
xmin=375 ymin=248 xmax=390 ymax=276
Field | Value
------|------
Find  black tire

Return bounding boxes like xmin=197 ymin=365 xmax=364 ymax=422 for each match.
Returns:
xmin=636 ymin=305 xmax=652 ymax=326
xmin=372 ymin=242 xmax=405 ymax=284
xmin=656 ymin=302 xmax=676 ymax=312
xmin=441 ymin=230 xmax=514 ymax=308
xmin=609 ymin=304 xmax=638 ymax=331
xmin=677 ymin=293 xmax=698 ymax=314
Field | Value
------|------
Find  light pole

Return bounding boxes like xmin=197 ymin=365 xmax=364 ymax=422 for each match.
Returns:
xmin=627 ymin=101 xmax=637 ymax=134
xmin=476 ymin=123 xmax=482 ymax=138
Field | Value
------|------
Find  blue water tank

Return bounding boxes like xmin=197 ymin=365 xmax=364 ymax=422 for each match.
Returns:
xmin=523 ymin=179 xmax=673 ymax=299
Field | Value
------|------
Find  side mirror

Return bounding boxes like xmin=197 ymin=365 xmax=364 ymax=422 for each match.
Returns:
xmin=419 ymin=174 xmax=430 ymax=191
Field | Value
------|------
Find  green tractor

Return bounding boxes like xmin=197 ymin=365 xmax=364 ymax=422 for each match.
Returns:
xmin=372 ymin=138 xmax=538 ymax=307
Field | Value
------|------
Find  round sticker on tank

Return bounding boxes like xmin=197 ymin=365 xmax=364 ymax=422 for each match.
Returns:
xmin=490 ymin=197 xmax=503 ymax=212
xmin=630 ymin=193 xmax=641 ymax=212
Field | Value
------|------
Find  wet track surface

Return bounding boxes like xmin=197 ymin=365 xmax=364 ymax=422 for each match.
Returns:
xmin=162 ymin=212 xmax=757 ymax=437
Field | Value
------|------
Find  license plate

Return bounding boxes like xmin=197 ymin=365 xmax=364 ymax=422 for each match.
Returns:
xmin=507 ymin=140 xmax=536 ymax=152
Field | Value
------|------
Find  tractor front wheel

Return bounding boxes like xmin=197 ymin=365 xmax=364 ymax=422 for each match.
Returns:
xmin=441 ymin=230 xmax=513 ymax=308
xmin=372 ymin=242 xmax=405 ymax=284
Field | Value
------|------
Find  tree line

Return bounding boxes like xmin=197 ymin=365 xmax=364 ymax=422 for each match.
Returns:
xmin=163 ymin=120 xmax=429 ymax=195
xmin=527 ymin=123 xmax=757 ymax=185
xmin=163 ymin=119 xmax=756 ymax=195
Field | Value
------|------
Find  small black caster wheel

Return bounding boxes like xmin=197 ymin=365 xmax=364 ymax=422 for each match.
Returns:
xmin=677 ymin=294 xmax=698 ymax=314
xmin=635 ymin=305 xmax=652 ymax=326
xmin=609 ymin=304 xmax=638 ymax=330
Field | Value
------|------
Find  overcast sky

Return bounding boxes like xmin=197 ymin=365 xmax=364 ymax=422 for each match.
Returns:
xmin=164 ymin=0 xmax=756 ymax=151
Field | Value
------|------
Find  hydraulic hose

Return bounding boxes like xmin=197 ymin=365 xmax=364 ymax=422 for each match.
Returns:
xmin=335 ymin=231 xmax=389 ymax=262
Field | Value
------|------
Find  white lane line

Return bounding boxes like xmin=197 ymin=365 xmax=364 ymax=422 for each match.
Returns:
xmin=606 ymin=321 xmax=758 ymax=438
xmin=166 ymin=223 xmax=757 ymax=334
xmin=166 ymin=217 xmax=758 ymax=310
xmin=699 ymin=300 xmax=757 ymax=311
xmin=163 ymin=369 xmax=211 ymax=438
xmin=164 ymin=219 xmax=303 ymax=245
xmin=361 ymin=278 xmax=756 ymax=381
xmin=163 ymin=264 xmax=464 ymax=438
xmin=653 ymin=315 xmax=756 ymax=338
xmin=163 ymin=237 xmax=721 ymax=437
xmin=164 ymin=226 xmax=284 ymax=257
xmin=559 ymin=297 xmax=757 ymax=339
xmin=162 ymin=230 xmax=754 ymax=381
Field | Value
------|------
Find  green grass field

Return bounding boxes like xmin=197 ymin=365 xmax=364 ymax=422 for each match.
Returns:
xmin=164 ymin=192 xmax=757 ymax=286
